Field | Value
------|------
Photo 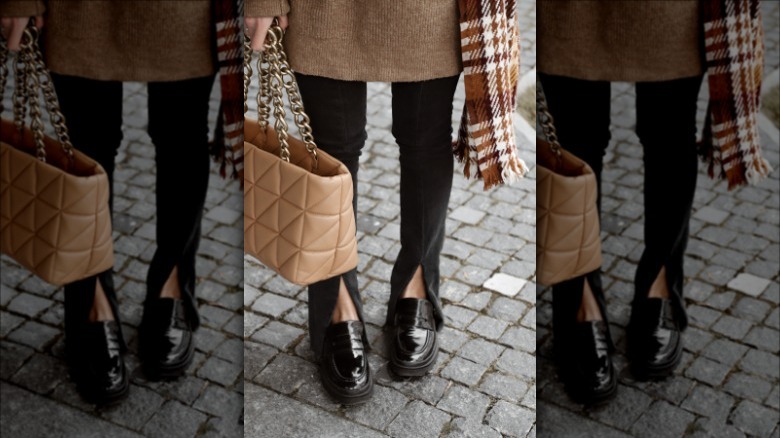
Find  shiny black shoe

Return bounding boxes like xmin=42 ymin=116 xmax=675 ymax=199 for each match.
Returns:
xmin=558 ymin=321 xmax=617 ymax=405
xmin=629 ymin=298 xmax=683 ymax=380
xmin=69 ymin=321 xmax=129 ymax=405
xmin=140 ymin=298 xmax=195 ymax=380
xmin=320 ymin=320 xmax=373 ymax=405
xmin=389 ymin=298 xmax=438 ymax=377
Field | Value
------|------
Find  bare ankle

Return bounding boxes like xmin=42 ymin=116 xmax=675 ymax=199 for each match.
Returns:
xmin=576 ymin=279 xmax=603 ymax=323
xmin=647 ymin=266 xmax=670 ymax=299
xmin=89 ymin=280 xmax=115 ymax=322
xmin=331 ymin=278 xmax=359 ymax=323
xmin=401 ymin=265 xmax=427 ymax=300
xmin=159 ymin=266 xmax=182 ymax=299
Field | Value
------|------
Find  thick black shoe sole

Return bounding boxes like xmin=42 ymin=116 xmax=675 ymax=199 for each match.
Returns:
xmin=631 ymin=339 xmax=683 ymax=381
xmin=564 ymin=365 xmax=618 ymax=406
xmin=320 ymin=369 xmax=374 ymax=406
xmin=143 ymin=341 xmax=195 ymax=381
xmin=389 ymin=339 xmax=439 ymax=378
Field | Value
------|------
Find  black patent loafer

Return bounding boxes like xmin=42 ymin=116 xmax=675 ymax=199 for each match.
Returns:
xmin=141 ymin=298 xmax=195 ymax=380
xmin=629 ymin=298 xmax=682 ymax=380
xmin=389 ymin=298 xmax=438 ymax=377
xmin=559 ymin=321 xmax=617 ymax=405
xmin=320 ymin=320 xmax=373 ymax=405
xmin=70 ymin=321 xmax=129 ymax=405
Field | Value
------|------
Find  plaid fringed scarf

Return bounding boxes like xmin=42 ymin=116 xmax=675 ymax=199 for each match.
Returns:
xmin=454 ymin=0 xmax=528 ymax=190
xmin=701 ymin=0 xmax=772 ymax=189
xmin=211 ymin=0 xmax=244 ymax=181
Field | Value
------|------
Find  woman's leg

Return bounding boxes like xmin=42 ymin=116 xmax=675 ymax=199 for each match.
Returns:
xmin=538 ymin=73 xmax=612 ymax=348
xmin=634 ymin=75 xmax=702 ymax=327
xmin=385 ymin=75 xmax=460 ymax=328
xmin=630 ymin=75 xmax=703 ymax=378
xmin=51 ymin=73 xmax=127 ymax=403
xmin=538 ymin=73 xmax=616 ymax=404
xmin=145 ymin=75 xmax=214 ymax=328
xmin=295 ymin=73 xmax=368 ymax=358
xmin=141 ymin=75 xmax=214 ymax=379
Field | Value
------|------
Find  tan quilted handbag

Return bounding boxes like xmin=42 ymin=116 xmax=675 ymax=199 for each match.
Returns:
xmin=0 ymin=25 xmax=113 ymax=285
xmin=243 ymin=25 xmax=358 ymax=286
xmin=536 ymin=85 xmax=602 ymax=286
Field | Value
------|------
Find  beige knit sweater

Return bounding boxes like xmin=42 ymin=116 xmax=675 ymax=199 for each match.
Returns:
xmin=538 ymin=0 xmax=704 ymax=82
xmin=246 ymin=0 xmax=462 ymax=82
xmin=0 ymin=0 xmax=215 ymax=82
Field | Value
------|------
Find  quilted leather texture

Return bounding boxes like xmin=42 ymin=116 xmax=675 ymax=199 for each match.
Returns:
xmin=244 ymin=118 xmax=358 ymax=286
xmin=0 ymin=119 xmax=114 ymax=285
xmin=537 ymin=138 xmax=602 ymax=286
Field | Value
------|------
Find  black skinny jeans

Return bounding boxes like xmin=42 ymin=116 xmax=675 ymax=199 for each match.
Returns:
xmin=539 ymin=73 xmax=703 ymax=348
xmin=52 ymin=73 xmax=215 ymax=349
xmin=295 ymin=73 xmax=460 ymax=357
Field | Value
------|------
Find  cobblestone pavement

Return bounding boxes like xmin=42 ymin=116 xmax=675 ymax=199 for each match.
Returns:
xmin=243 ymin=3 xmax=537 ymax=437
xmin=536 ymin=2 xmax=780 ymax=437
xmin=1 ymin=79 xmax=244 ymax=437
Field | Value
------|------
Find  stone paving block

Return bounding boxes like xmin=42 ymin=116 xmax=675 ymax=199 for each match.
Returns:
xmin=729 ymin=399 xmax=780 ymax=437
xmin=488 ymin=296 xmax=527 ymax=323
xmin=446 ymin=418 xmax=502 ymax=438
xmin=486 ymin=401 xmax=535 ymax=438
xmin=385 ymin=373 xmax=450 ymax=406
xmin=700 ymin=338 xmax=749 ymax=367
xmin=589 ymin=385 xmax=653 ymax=431
xmin=744 ymin=325 xmax=780 ymax=351
xmin=9 ymin=352 xmax=67 ymax=395
xmin=101 ymin=385 xmax=166 ymax=431
xmin=728 ymin=272 xmax=772 ymax=297
xmin=251 ymin=293 xmax=297 ymax=318
xmin=7 ymin=293 xmax=53 ymax=318
xmin=723 ymin=372 xmax=774 ymax=403
xmin=0 ymin=383 xmax=140 ymax=438
xmin=294 ymin=379 xmax=342 ymax=412
xmin=197 ymin=355 xmax=241 ymax=387
xmin=450 ymin=206 xmax=486 ymax=225
xmin=6 ymin=321 xmax=60 ymax=351
xmin=440 ymin=356 xmax=488 ymax=387
xmin=711 ymin=314 xmax=753 ymax=340
xmin=468 ymin=315 xmax=509 ymax=340
xmin=483 ymin=273 xmax=526 ymax=297
xmin=684 ymin=356 xmax=731 ymax=387
xmin=691 ymin=419 xmax=746 ymax=438
xmin=479 ymin=372 xmax=528 ymax=403
xmin=193 ymin=383 xmax=243 ymax=419
xmin=251 ymin=321 xmax=304 ymax=350
xmin=254 ymin=354 xmax=316 ymax=394
xmin=500 ymin=326 xmax=536 ymax=353
xmin=495 ymin=349 xmax=535 ymax=380
xmin=437 ymin=384 xmax=491 ymax=420
xmin=344 ymin=385 xmax=409 ymax=430
xmin=0 ymin=311 xmax=24 ymax=338
xmin=458 ymin=338 xmax=505 ymax=365
xmin=386 ymin=400 xmax=451 ymax=438
xmin=141 ymin=400 xmax=208 ymax=438
xmin=443 ymin=305 xmax=478 ymax=330
xmin=628 ymin=400 xmax=696 ymax=438
xmin=739 ymin=348 xmax=780 ymax=380
xmin=681 ymin=384 xmax=735 ymax=419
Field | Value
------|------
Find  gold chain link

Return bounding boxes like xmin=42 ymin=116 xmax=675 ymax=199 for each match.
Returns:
xmin=536 ymin=81 xmax=561 ymax=157
xmin=2 ymin=21 xmax=74 ymax=161
xmin=243 ymin=23 xmax=318 ymax=168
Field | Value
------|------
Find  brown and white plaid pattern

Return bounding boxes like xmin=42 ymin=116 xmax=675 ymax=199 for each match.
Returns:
xmin=211 ymin=0 xmax=244 ymax=181
xmin=701 ymin=0 xmax=772 ymax=189
xmin=454 ymin=0 xmax=528 ymax=190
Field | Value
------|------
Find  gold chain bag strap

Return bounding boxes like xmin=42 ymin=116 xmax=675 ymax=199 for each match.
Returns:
xmin=0 ymin=23 xmax=114 ymax=285
xmin=536 ymin=83 xmax=602 ymax=286
xmin=243 ymin=25 xmax=358 ymax=286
